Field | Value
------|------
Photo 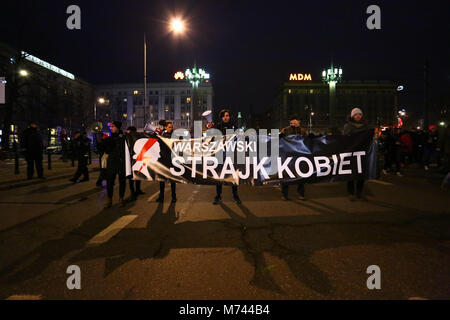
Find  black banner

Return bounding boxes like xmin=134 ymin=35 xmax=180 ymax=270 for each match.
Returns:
xmin=125 ymin=130 xmax=378 ymax=185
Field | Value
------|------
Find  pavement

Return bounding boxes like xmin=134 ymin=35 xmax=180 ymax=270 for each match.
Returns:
xmin=0 ymin=157 xmax=100 ymax=191
xmin=0 ymin=164 xmax=449 ymax=300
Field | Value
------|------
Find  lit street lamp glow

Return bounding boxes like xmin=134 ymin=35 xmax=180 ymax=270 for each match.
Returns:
xmin=98 ymin=98 xmax=106 ymax=104
xmin=19 ymin=69 xmax=28 ymax=77
xmin=170 ymin=18 xmax=185 ymax=34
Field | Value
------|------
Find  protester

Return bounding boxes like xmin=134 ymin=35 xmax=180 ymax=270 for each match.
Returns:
xmin=103 ymin=121 xmax=127 ymax=208
xmin=343 ymin=108 xmax=370 ymax=200
xmin=20 ymin=121 xmax=45 ymax=180
xmin=213 ymin=109 xmax=241 ymax=205
xmin=69 ymin=131 xmax=90 ymax=183
xmin=125 ymin=126 xmax=145 ymax=201
xmin=60 ymin=129 xmax=69 ymax=162
xmin=95 ymin=132 xmax=109 ymax=187
xmin=156 ymin=122 xmax=177 ymax=203
xmin=279 ymin=114 xmax=306 ymax=201
xmin=423 ymin=127 xmax=440 ymax=171
xmin=400 ymin=129 xmax=414 ymax=168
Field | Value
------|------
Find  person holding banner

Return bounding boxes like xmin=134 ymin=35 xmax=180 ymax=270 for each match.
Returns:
xmin=126 ymin=126 xmax=144 ymax=201
xmin=343 ymin=108 xmax=370 ymax=201
xmin=156 ymin=122 xmax=177 ymax=203
xmin=213 ymin=109 xmax=241 ymax=205
xmin=103 ymin=121 xmax=127 ymax=208
xmin=280 ymin=114 xmax=307 ymax=201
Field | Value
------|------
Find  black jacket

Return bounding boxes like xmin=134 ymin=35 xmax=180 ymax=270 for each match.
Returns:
xmin=103 ymin=132 xmax=125 ymax=173
xmin=21 ymin=127 xmax=44 ymax=159
xmin=161 ymin=130 xmax=173 ymax=139
xmin=215 ymin=121 xmax=236 ymax=135
xmin=343 ymin=118 xmax=369 ymax=135
xmin=73 ymin=136 xmax=91 ymax=160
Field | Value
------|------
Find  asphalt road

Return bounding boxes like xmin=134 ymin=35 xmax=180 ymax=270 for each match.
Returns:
xmin=0 ymin=168 xmax=449 ymax=300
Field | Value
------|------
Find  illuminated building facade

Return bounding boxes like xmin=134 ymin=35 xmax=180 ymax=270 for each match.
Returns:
xmin=0 ymin=42 xmax=94 ymax=147
xmin=95 ymin=79 xmax=213 ymax=130
xmin=268 ymin=71 xmax=399 ymax=132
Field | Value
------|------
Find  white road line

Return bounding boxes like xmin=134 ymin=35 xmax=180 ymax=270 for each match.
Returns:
xmin=147 ymin=187 xmax=169 ymax=202
xmin=6 ymin=294 xmax=43 ymax=300
xmin=178 ymin=186 xmax=199 ymax=219
xmin=88 ymin=215 xmax=138 ymax=245
xmin=369 ymin=180 xmax=393 ymax=186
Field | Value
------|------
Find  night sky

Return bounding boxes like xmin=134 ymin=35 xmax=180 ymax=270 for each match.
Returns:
xmin=1 ymin=0 xmax=449 ymax=119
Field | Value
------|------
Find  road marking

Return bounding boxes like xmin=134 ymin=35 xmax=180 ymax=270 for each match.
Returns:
xmin=88 ymin=215 xmax=138 ymax=245
xmin=178 ymin=186 xmax=199 ymax=219
xmin=146 ymin=187 xmax=169 ymax=202
xmin=6 ymin=294 xmax=43 ymax=300
xmin=369 ymin=180 xmax=393 ymax=186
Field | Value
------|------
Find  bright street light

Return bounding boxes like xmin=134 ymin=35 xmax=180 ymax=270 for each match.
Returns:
xmin=19 ymin=69 xmax=28 ymax=77
xmin=98 ymin=98 xmax=106 ymax=104
xmin=170 ymin=18 xmax=185 ymax=34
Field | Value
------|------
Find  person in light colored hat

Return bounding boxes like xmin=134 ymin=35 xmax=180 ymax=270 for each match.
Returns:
xmin=344 ymin=108 xmax=369 ymax=201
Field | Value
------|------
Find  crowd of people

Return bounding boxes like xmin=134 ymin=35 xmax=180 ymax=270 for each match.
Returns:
xmin=17 ymin=107 xmax=450 ymax=208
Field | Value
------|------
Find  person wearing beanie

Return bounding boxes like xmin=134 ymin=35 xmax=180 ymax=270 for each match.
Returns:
xmin=343 ymin=108 xmax=370 ymax=200
xmin=103 ymin=121 xmax=127 ymax=208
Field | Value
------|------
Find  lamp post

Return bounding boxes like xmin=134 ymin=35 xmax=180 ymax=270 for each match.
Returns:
xmin=142 ymin=18 xmax=186 ymax=130
xmin=94 ymin=97 xmax=106 ymax=122
xmin=322 ymin=63 xmax=343 ymax=128
xmin=309 ymin=111 xmax=315 ymax=133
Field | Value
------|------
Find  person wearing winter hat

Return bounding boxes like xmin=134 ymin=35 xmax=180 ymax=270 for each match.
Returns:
xmin=343 ymin=108 xmax=370 ymax=201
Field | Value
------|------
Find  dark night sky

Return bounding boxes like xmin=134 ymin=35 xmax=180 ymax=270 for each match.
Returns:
xmin=1 ymin=0 xmax=449 ymax=118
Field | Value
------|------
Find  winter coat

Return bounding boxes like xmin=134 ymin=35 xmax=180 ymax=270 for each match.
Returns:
xmin=215 ymin=121 xmax=236 ymax=135
xmin=343 ymin=118 xmax=369 ymax=136
xmin=400 ymin=133 xmax=414 ymax=154
xmin=20 ymin=127 xmax=44 ymax=160
xmin=102 ymin=132 xmax=125 ymax=174
xmin=73 ymin=136 xmax=91 ymax=160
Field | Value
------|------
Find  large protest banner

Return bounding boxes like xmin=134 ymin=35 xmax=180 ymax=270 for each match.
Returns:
xmin=125 ymin=130 xmax=378 ymax=186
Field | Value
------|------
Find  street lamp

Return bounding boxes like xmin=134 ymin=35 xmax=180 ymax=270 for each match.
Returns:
xmin=19 ymin=69 xmax=28 ymax=77
xmin=186 ymin=112 xmax=190 ymax=128
xmin=309 ymin=110 xmax=314 ymax=133
xmin=170 ymin=18 xmax=186 ymax=34
xmin=142 ymin=16 xmax=187 ymax=129
xmin=94 ymin=97 xmax=107 ymax=122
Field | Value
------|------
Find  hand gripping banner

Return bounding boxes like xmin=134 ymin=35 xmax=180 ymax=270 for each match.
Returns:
xmin=125 ymin=130 xmax=378 ymax=186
